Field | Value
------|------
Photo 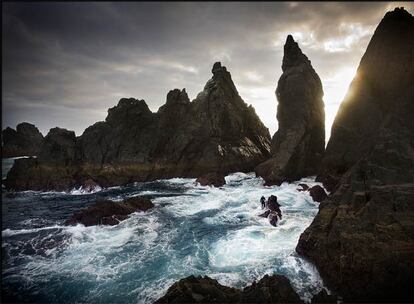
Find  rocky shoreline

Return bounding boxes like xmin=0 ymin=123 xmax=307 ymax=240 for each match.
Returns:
xmin=2 ymin=6 xmax=413 ymax=304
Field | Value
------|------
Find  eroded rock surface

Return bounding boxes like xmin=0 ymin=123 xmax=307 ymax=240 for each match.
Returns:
xmin=255 ymin=35 xmax=325 ymax=185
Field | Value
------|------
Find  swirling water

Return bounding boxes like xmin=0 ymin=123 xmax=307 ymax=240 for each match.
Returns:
xmin=2 ymin=158 xmax=325 ymax=303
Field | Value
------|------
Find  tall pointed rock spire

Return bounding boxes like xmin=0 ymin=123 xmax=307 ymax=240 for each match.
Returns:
xmin=255 ymin=35 xmax=325 ymax=185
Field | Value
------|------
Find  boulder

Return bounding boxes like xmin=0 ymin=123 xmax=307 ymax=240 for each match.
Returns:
xmin=255 ymin=35 xmax=325 ymax=185
xmin=2 ymin=122 xmax=44 ymax=158
xmin=65 ymin=197 xmax=154 ymax=226
xmin=308 ymin=185 xmax=327 ymax=202
xmin=155 ymin=274 xmax=303 ymax=303
xmin=297 ymin=8 xmax=414 ymax=302
xmin=5 ymin=62 xmax=271 ymax=191
xmin=196 ymin=172 xmax=226 ymax=187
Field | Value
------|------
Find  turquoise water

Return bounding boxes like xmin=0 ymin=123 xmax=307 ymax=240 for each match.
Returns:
xmin=2 ymin=158 xmax=325 ymax=303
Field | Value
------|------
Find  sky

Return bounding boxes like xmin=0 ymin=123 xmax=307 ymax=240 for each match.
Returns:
xmin=2 ymin=2 xmax=413 ymax=141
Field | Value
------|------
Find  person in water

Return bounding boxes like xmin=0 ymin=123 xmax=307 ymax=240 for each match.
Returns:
xmin=260 ymin=196 xmax=266 ymax=209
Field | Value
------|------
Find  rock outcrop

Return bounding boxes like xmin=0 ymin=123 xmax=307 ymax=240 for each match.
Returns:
xmin=155 ymin=274 xmax=303 ymax=303
xmin=2 ymin=122 xmax=44 ymax=158
xmin=297 ymin=8 xmax=414 ymax=302
xmin=255 ymin=35 xmax=325 ymax=185
xmin=196 ymin=172 xmax=226 ymax=187
xmin=65 ymin=197 xmax=154 ymax=226
xmin=4 ymin=62 xmax=271 ymax=191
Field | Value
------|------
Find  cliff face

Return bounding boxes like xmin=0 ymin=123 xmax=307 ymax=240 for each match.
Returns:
xmin=255 ymin=35 xmax=325 ymax=185
xmin=2 ymin=122 xmax=44 ymax=158
xmin=297 ymin=8 xmax=414 ymax=302
xmin=4 ymin=62 xmax=271 ymax=191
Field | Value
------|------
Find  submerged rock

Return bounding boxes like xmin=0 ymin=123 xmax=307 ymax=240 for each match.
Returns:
xmin=297 ymin=7 xmax=414 ymax=302
xmin=255 ymin=35 xmax=325 ymax=185
xmin=65 ymin=197 xmax=154 ymax=226
xmin=196 ymin=172 xmax=226 ymax=187
xmin=155 ymin=274 xmax=303 ymax=303
xmin=5 ymin=62 xmax=271 ymax=191
xmin=2 ymin=122 xmax=44 ymax=158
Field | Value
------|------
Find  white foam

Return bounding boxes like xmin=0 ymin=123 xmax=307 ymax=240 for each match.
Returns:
xmin=70 ymin=185 xmax=103 ymax=195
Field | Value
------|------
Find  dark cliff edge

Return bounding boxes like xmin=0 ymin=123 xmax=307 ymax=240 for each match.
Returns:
xmin=4 ymin=62 xmax=271 ymax=191
xmin=2 ymin=122 xmax=44 ymax=158
xmin=155 ymin=274 xmax=304 ymax=304
xmin=297 ymin=7 xmax=414 ymax=302
xmin=255 ymin=35 xmax=325 ymax=186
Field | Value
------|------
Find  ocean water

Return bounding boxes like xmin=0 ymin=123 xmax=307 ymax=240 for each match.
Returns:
xmin=2 ymin=158 xmax=326 ymax=303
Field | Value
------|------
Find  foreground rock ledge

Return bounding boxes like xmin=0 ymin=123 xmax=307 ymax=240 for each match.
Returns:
xmin=155 ymin=274 xmax=304 ymax=303
xmin=65 ymin=197 xmax=154 ymax=226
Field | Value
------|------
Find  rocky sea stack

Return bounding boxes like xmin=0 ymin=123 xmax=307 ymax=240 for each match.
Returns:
xmin=255 ymin=35 xmax=325 ymax=185
xmin=297 ymin=7 xmax=414 ymax=302
xmin=4 ymin=62 xmax=271 ymax=191
xmin=2 ymin=122 xmax=44 ymax=158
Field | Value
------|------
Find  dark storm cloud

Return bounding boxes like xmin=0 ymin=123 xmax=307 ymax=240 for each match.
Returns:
xmin=2 ymin=2 xmax=413 ymax=136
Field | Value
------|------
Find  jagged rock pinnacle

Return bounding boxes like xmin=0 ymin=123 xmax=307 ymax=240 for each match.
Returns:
xmin=255 ymin=35 xmax=325 ymax=185
xmin=282 ymin=35 xmax=310 ymax=71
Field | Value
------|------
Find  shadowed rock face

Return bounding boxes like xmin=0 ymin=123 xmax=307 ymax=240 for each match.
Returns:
xmin=4 ymin=62 xmax=271 ymax=191
xmin=255 ymin=35 xmax=325 ymax=185
xmin=297 ymin=8 xmax=414 ymax=302
xmin=155 ymin=274 xmax=303 ymax=303
xmin=2 ymin=122 xmax=44 ymax=158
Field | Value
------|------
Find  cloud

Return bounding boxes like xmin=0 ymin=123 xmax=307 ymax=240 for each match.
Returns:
xmin=2 ymin=2 xmax=413 ymax=139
